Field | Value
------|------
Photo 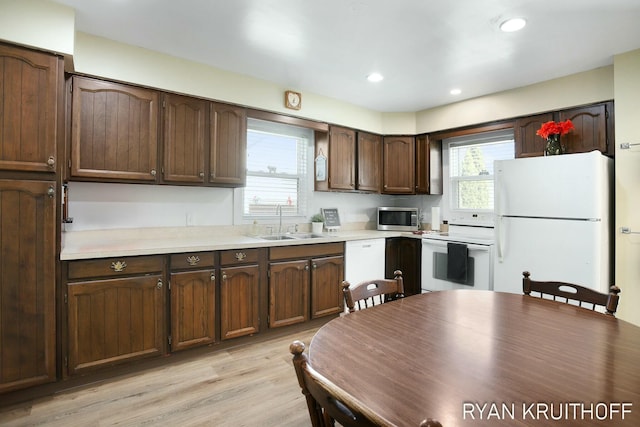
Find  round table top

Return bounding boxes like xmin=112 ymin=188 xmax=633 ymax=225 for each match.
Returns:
xmin=309 ymin=290 xmax=640 ymax=426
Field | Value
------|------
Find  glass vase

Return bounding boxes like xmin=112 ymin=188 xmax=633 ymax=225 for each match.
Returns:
xmin=544 ymin=134 xmax=564 ymax=156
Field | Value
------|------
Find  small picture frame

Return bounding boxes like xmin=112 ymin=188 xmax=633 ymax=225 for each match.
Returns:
xmin=321 ymin=208 xmax=341 ymax=231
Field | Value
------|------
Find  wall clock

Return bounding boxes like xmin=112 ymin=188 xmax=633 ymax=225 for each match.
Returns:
xmin=285 ymin=90 xmax=301 ymax=110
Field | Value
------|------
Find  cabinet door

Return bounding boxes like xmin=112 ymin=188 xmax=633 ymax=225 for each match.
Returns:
xmin=311 ymin=255 xmax=344 ymax=318
xmin=385 ymin=237 xmax=421 ymax=296
xmin=383 ymin=136 xmax=415 ymax=194
xmin=357 ymin=131 xmax=381 ymax=192
xmin=163 ymin=94 xmax=207 ymax=183
xmin=514 ymin=113 xmax=554 ymax=158
xmin=0 ymin=44 xmax=59 ymax=173
xmin=170 ymin=270 xmax=216 ymax=351
xmin=559 ymin=104 xmax=608 ymax=154
xmin=415 ymin=134 xmax=443 ymax=195
xmin=67 ymin=274 xmax=165 ymax=375
xmin=329 ymin=126 xmax=356 ymax=190
xmin=70 ymin=76 xmax=159 ymax=181
xmin=219 ymin=264 xmax=259 ymax=339
xmin=268 ymin=260 xmax=309 ymax=328
xmin=0 ymin=180 xmax=56 ymax=393
xmin=209 ymin=102 xmax=246 ymax=186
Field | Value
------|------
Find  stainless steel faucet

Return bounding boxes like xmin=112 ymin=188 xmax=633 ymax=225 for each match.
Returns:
xmin=276 ymin=204 xmax=283 ymax=235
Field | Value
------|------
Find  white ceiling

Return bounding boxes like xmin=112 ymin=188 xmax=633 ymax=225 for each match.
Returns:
xmin=53 ymin=0 xmax=640 ymax=112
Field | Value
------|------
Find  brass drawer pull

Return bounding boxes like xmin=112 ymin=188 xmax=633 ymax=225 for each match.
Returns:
xmin=235 ymin=252 xmax=247 ymax=261
xmin=110 ymin=261 xmax=127 ymax=272
xmin=186 ymin=255 xmax=200 ymax=266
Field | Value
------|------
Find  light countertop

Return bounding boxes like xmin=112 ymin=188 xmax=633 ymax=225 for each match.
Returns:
xmin=60 ymin=226 xmax=419 ymax=260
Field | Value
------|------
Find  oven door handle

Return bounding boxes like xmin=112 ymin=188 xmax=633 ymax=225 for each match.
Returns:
xmin=421 ymin=240 xmax=491 ymax=252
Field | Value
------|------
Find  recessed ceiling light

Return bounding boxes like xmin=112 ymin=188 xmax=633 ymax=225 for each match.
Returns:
xmin=367 ymin=73 xmax=384 ymax=83
xmin=450 ymin=88 xmax=462 ymax=95
xmin=500 ymin=18 xmax=526 ymax=32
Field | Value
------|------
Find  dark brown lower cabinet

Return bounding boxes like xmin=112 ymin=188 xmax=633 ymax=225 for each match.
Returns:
xmin=0 ymin=180 xmax=56 ymax=393
xmin=310 ymin=255 xmax=344 ymax=318
xmin=65 ymin=256 xmax=166 ymax=375
xmin=268 ymin=260 xmax=310 ymax=327
xmin=268 ymin=243 xmax=344 ymax=328
xmin=170 ymin=270 xmax=216 ymax=351
xmin=67 ymin=275 xmax=166 ymax=374
xmin=385 ymin=237 xmax=422 ymax=296
xmin=219 ymin=249 xmax=261 ymax=340
xmin=169 ymin=252 xmax=217 ymax=351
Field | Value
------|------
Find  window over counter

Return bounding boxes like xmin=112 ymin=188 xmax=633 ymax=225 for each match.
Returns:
xmin=238 ymin=118 xmax=313 ymax=221
xmin=444 ymin=129 xmax=514 ymax=224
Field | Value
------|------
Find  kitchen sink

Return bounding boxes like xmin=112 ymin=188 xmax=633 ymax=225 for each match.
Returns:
xmin=259 ymin=235 xmax=297 ymax=240
xmin=289 ymin=233 xmax=324 ymax=239
xmin=256 ymin=233 xmax=325 ymax=241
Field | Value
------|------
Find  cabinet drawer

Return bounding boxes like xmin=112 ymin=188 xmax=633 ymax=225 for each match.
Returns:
xmin=67 ymin=255 xmax=165 ymax=280
xmin=220 ymin=248 xmax=259 ymax=265
xmin=170 ymin=252 xmax=215 ymax=270
xmin=269 ymin=242 xmax=344 ymax=261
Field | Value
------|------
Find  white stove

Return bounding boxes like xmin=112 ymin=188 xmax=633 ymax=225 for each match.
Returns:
xmin=421 ymin=224 xmax=495 ymax=292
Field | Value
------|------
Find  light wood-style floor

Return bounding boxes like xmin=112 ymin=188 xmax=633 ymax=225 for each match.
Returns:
xmin=0 ymin=326 xmax=319 ymax=427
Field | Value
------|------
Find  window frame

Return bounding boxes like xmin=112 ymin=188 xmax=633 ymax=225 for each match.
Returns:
xmin=234 ymin=117 xmax=315 ymax=224
xmin=442 ymin=128 xmax=515 ymax=225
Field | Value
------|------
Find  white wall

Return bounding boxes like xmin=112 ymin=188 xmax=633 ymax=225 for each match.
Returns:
xmin=65 ymin=181 xmax=394 ymax=231
xmin=415 ymin=66 xmax=614 ymax=133
xmin=73 ymin=32 xmax=394 ymax=135
xmin=0 ymin=0 xmax=74 ymax=56
xmin=613 ymin=48 xmax=640 ymax=326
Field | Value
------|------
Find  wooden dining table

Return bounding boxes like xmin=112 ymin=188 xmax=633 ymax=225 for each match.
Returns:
xmin=308 ymin=290 xmax=640 ymax=426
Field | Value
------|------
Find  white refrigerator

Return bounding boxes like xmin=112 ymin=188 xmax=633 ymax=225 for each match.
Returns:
xmin=493 ymin=151 xmax=613 ymax=294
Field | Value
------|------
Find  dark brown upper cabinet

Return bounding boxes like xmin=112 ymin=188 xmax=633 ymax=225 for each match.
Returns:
xmin=70 ymin=76 xmax=160 ymax=182
xmin=0 ymin=43 xmax=60 ymax=173
xmin=514 ymin=101 xmax=613 ymax=158
xmin=162 ymin=93 xmax=207 ymax=183
xmin=382 ymin=136 xmax=415 ymax=194
xmin=415 ymin=134 xmax=442 ymax=195
xmin=559 ymin=103 xmax=610 ymax=154
xmin=357 ymin=131 xmax=382 ymax=192
xmin=209 ymin=102 xmax=247 ymax=186
xmin=514 ymin=112 xmax=554 ymax=158
xmin=328 ymin=126 xmax=356 ymax=191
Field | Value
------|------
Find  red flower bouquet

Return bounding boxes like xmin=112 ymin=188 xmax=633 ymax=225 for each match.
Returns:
xmin=536 ymin=120 xmax=574 ymax=139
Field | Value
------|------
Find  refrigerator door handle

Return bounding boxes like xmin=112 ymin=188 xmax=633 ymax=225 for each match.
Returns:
xmin=494 ymin=167 xmax=504 ymax=262
xmin=496 ymin=215 xmax=504 ymax=262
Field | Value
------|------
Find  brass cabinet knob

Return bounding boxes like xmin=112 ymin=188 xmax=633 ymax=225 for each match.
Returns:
xmin=110 ymin=261 xmax=127 ymax=272
xmin=47 ymin=156 xmax=55 ymax=167
xmin=150 ymin=169 xmax=157 ymax=176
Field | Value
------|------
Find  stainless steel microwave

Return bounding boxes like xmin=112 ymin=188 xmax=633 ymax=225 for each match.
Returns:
xmin=377 ymin=207 xmax=419 ymax=231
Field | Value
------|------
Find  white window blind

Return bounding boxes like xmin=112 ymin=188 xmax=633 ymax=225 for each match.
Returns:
xmin=446 ymin=129 xmax=514 ymax=211
xmin=242 ymin=118 xmax=311 ymax=218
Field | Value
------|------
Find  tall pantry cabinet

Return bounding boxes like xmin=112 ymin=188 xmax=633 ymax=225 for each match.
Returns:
xmin=0 ymin=43 xmax=63 ymax=393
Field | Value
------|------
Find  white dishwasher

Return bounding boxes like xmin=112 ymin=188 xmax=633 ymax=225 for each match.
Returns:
xmin=345 ymin=238 xmax=386 ymax=285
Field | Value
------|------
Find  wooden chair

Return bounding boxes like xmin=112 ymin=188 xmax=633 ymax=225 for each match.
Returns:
xmin=522 ymin=271 xmax=621 ymax=315
xmin=342 ymin=270 xmax=404 ymax=313
xmin=290 ymin=340 xmax=383 ymax=426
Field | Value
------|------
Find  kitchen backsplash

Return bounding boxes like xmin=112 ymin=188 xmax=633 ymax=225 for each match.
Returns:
xmin=65 ymin=182 xmax=434 ymax=232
